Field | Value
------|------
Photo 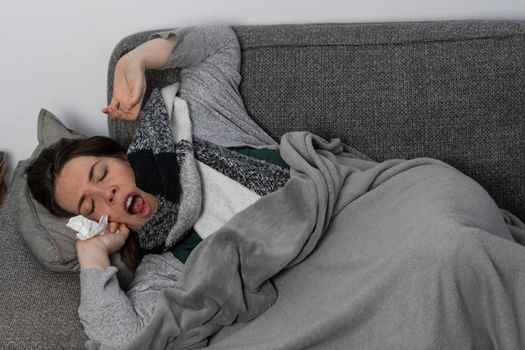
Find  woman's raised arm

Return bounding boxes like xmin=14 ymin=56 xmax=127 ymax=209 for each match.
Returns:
xmin=102 ymin=36 xmax=177 ymax=121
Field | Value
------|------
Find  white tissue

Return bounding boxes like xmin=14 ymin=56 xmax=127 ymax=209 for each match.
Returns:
xmin=66 ymin=214 xmax=108 ymax=240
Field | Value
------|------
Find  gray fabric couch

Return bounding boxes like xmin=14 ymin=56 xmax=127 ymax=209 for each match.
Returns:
xmin=1 ymin=20 xmax=524 ymax=349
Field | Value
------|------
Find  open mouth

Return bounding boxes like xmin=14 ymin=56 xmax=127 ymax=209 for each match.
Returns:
xmin=124 ymin=193 xmax=150 ymax=218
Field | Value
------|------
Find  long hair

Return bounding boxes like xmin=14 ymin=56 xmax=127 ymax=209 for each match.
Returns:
xmin=26 ymin=136 xmax=144 ymax=270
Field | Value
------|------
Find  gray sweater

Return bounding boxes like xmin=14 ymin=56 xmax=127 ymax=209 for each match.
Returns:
xmin=79 ymin=25 xmax=277 ymax=347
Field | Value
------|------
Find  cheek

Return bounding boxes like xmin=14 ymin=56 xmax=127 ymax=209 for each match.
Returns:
xmin=99 ymin=206 xmax=121 ymax=222
xmin=124 ymin=168 xmax=136 ymax=184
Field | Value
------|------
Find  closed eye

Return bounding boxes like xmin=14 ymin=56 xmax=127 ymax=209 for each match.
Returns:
xmin=99 ymin=168 xmax=108 ymax=182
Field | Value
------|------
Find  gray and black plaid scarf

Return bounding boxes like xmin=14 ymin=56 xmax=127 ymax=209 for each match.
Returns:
xmin=128 ymin=88 xmax=289 ymax=253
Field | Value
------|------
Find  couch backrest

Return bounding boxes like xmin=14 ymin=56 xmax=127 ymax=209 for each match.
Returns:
xmin=108 ymin=20 xmax=525 ymax=221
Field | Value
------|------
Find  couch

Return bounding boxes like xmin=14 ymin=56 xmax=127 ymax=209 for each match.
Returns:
xmin=1 ymin=20 xmax=524 ymax=349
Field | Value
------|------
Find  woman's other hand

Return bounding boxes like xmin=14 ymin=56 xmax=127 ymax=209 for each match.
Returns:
xmin=102 ymin=35 xmax=177 ymax=121
xmin=76 ymin=223 xmax=130 ymax=271
xmin=102 ymin=54 xmax=146 ymax=121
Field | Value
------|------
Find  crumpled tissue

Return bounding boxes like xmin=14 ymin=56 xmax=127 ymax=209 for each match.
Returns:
xmin=66 ymin=214 xmax=108 ymax=240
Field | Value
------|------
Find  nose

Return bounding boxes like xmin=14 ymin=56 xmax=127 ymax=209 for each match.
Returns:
xmin=87 ymin=185 xmax=117 ymax=205
xmin=107 ymin=187 xmax=117 ymax=204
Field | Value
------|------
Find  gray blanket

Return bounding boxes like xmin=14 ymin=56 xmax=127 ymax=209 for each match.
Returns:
xmin=88 ymin=131 xmax=525 ymax=350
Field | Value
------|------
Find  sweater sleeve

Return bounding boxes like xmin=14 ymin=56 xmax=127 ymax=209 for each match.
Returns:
xmin=79 ymin=267 xmax=144 ymax=347
xmin=149 ymin=25 xmax=241 ymax=84
xmin=78 ymin=253 xmax=184 ymax=347
xmin=148 ymin=25 xmax=279 ymax=149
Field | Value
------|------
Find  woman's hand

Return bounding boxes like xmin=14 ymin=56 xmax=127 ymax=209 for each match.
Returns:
xmin=76 ymin=223 xmax=130 ymax=272
xmin=102 ymin=36 xmax=177 ymax=121
xmin=100 ymin=222 xmax=131 ymax=255
xmin=102 ymin=54 xmax=146 ymax=121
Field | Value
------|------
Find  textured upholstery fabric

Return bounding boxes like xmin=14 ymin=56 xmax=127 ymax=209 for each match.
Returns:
xmin=109 ymin=21 xmax=525 ymax=221
xmin=0 ymin=164 xmax=87 ymax=349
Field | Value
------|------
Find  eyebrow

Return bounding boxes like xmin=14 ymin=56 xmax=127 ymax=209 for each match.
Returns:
xmin=77 ymin=160 xmax=100 ymax=214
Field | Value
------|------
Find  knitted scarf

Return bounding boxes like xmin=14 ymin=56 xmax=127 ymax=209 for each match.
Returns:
xmin=127 ymin=87 xmax=289 ymax=253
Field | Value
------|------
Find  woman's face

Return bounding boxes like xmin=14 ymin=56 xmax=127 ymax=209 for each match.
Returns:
xmin=54 ymin=155 xmax=157 ymax=231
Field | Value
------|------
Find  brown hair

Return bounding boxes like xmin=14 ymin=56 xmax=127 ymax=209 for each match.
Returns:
xmin=26 ymin=136 xmax=144 ymax=270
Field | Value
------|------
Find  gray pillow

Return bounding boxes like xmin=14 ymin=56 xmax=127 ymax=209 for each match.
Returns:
xmin=18 ymin=109 xmax=134 ymax=288
xmin=19 ymin=109 xmax=85 ymax=271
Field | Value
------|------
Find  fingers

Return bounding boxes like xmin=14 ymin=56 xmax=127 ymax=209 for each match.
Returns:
xmin=102 ymin=96 xmax=121 ymax=117
xmin=102 ymin=97 xmax=119 ymax=114
xmin=114 ymin=224 xmax=130 ymax=245
xmin=99 ymin=222 xmax=130 ymax=255
xmin=102 ymin=98 xmax=141 ymax=121
xmin=106 ymin=221 xmax=120 ymax=234
xmin=117 ymin=223 xmax=130 ymax=235
xmin=105 ymin=222 xmax=130 ymax=235
xmin=102 ymin=96 xmax=124 ymax=119
xmin=102 ymin=105 xmax=138 ymax=121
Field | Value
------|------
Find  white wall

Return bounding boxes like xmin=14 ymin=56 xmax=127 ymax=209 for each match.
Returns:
xmin=1 ymin=0 xmax=525 ymax=182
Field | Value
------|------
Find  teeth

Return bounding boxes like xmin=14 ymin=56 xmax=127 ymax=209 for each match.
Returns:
xmin=126 ymin=196 xmax=133 ymax=211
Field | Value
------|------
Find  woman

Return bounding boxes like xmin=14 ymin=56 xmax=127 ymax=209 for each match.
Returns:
xmin=26 ymin=25 xmax=289 ymax=347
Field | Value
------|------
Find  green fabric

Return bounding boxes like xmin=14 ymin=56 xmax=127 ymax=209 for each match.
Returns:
xmin=171 ymin=147 xmax=288 ymax=263
xmin=228 ymin=146 xmax=288 ymax=168
xmin=170 ymin=230 xmax=203 ymax=263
